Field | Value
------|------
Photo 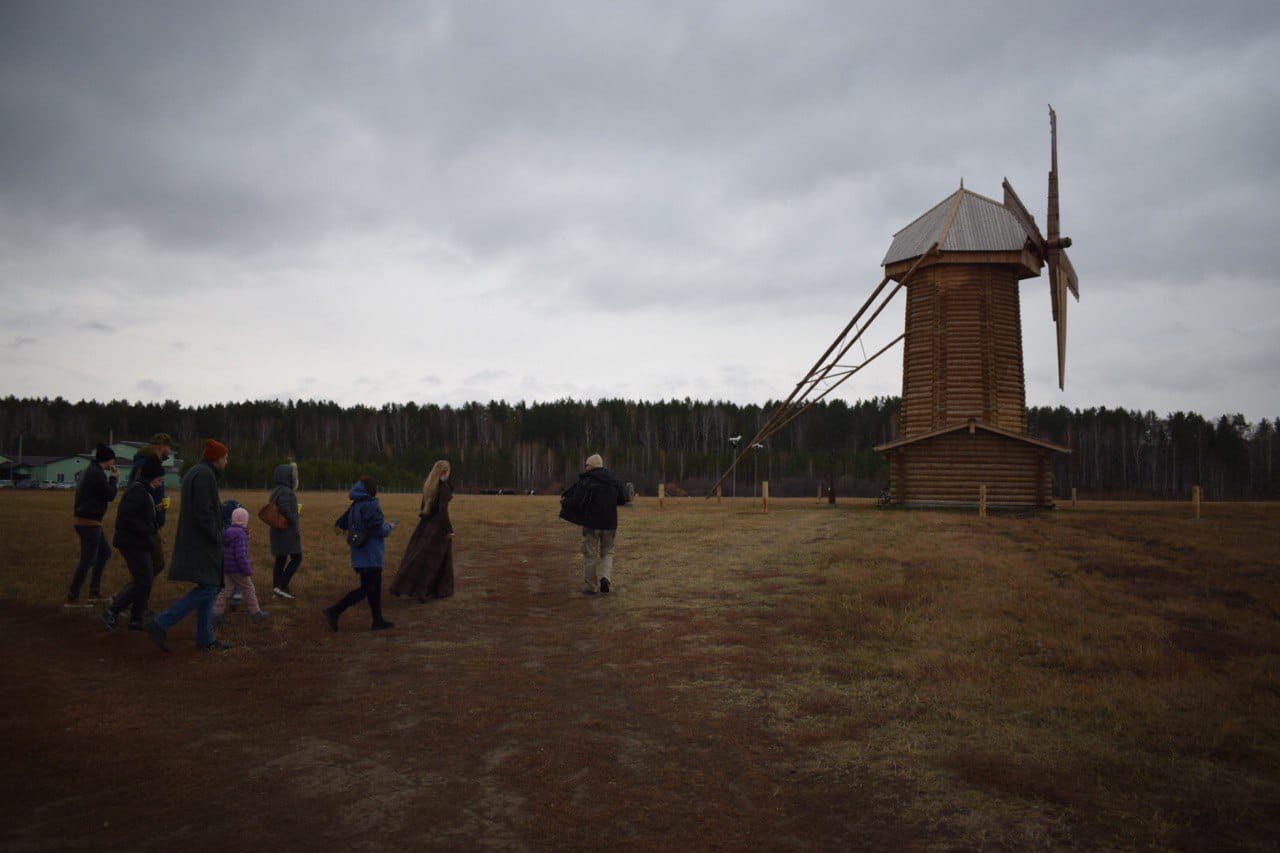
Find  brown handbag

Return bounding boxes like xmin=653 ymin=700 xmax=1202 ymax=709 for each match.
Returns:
xmin=258 ymin=493 xmax=290 ymax=530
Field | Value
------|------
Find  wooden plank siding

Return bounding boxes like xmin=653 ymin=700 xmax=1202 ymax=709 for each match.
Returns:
xmin=886 ymin=430 xmax=1054 ymax=507
xmin=900 ymin=264 xmax=1026 ymax=437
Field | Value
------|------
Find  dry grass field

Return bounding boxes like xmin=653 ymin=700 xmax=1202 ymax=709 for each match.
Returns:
xmin=1 ymin=489 xmax=1278 ymax=850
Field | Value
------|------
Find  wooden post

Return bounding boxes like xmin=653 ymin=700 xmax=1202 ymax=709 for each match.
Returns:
xmin=659 ymin=482 xmax=665 ymax=510
xmin=715 ymin=485 xmax=722 ymax=504
xmin=1071 ymin=487 xmax=1077 ymax=508
xmin=979 ymin=484 xmax=987 ymax=518
xmin=762 ymin=481 xmax=769 ymax=514
xmin=1193 ymin=485 xmax=1201 ymax=519
xmin=817 ymin=484 xmax=822 ymax=505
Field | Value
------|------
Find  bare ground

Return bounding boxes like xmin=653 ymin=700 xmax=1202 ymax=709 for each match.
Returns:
xmin=3 ymin=493 xmax=1278 ymax=851
xmin=1 ymin=501 xmax=912 ymax=852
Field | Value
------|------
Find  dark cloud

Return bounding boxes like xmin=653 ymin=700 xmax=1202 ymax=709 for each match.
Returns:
xmin=0 ymin=1 xmax=1276 ymax=412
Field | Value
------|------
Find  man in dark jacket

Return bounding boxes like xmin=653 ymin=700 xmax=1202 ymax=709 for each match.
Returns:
xmin=126 ymin=432 xmax=177 ymax=523
xmin=147 ymin=439 xmax=231 ymax=652
xmin=126 ymin=432 xmax=178 ymax=576
xmin=562 ymin=453 xmax=630 ymax=595
xmin=65 ymin=444 xmax=120 ymax=606
xmin=102 ymin=454 xmax=165 ymax=633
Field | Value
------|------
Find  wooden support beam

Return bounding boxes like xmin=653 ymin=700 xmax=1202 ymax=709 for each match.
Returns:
xmin=659 ymin=482 xmax=665 ymax=511
xmin=762 ymin=481 xmax=769 ymax=514
xmin=979 ymin=484 xmax=988 ymax=518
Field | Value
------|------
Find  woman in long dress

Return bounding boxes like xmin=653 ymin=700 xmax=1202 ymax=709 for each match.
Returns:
xmin=389 ymin=460 xmax=454 ymax=601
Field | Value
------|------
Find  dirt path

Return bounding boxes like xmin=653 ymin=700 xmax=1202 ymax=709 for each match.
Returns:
xmin=0 ymin=509 xmax=907 ymax=852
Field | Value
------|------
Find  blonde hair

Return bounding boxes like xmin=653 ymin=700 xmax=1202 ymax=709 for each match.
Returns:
xmin=421 ymin=460 xmax=451 ymax=515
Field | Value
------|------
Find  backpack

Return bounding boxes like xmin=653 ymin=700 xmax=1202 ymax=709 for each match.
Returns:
xmin=558 ymin=478 xmax=594 ymax=526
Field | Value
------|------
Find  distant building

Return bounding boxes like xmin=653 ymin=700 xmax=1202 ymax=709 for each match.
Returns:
xmin=7 ymin=454 xmax=87 ymax=486
xmin=111 ymin=441 xmax=184 ymax=490
xmin=2 ymin=442 xmax=183 ymax=490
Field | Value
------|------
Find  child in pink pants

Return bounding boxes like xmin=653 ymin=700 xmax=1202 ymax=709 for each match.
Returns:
xmin=214 ymin=508 xmax=269 ymax=623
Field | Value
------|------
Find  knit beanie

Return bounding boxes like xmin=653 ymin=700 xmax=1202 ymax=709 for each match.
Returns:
xmin=203 ymin=439 xmax=229 ymax=461
xmin=94 ymin=444 xmax=116 ymax=463
xmin=230 ymin=507 xmax=250 ymax=527
xmin=139 ymin=455 xmax=165 ymax=481
xmin=585 ymin=453 xmax=604 ymax=469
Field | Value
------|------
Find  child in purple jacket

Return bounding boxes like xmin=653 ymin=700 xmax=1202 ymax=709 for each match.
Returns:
xmin=213 ymin=508 xmax=269 ymax=623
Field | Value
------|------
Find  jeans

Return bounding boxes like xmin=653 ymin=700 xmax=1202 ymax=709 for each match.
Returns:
xmin=69 ymin=525 xmax=112 ymax=599
xmin=331 ymin=568 xmax=385 ymax=625
xmin=273 ymin=553 xmax=303 ymax=590
xmin=582 ymin=528 xmax=617 ymax=586
xmin=110 ymin=548 xmax=154 ymax=623
xmin=154 ymin=584 xmax=221 ymax=646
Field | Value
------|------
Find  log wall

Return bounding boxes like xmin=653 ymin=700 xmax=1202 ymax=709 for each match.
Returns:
xmin=886 ymin=430 xmax=1053 ymax=507
xmin=900 ymin=265 xmax=1027 ymax=437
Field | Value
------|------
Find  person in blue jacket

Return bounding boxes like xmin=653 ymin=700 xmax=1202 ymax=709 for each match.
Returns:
xmin=322 ymin=475 xmax=397 ymax=632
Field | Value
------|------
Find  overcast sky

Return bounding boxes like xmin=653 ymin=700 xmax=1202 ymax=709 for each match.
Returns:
xmin=2 ymin=1 xmax=1277 ymax=422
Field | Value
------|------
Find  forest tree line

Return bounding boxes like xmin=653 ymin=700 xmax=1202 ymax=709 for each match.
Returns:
xmin=1 ymin=395 xmax=1276 ymax=499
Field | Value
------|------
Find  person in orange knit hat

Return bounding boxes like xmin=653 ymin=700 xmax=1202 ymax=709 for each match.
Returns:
xmin=147 ymin=439 xmax=232 ymax=652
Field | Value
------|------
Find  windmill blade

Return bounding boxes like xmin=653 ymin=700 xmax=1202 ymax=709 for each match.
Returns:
xmin=1047 ymin=106 xmax=1060 ymax=245
xmin=1002 ymin=178 xmax=1046 ymax=250
xmin=1059 ymin=247 xmax=1079 ymax=300
xmin=1055 ymin=273 xmax=1068 ymax=389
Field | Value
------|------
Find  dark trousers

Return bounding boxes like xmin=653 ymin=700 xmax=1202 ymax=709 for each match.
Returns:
xmin=273 ymin=553 xmax=303 ymax=590
xmin=110 ymin=548 xmax=154 ymax=623
xmin=331 ymin=568 xmax=385 ymax=624
xmin=69 ymin=525 xmax=112 ymax=599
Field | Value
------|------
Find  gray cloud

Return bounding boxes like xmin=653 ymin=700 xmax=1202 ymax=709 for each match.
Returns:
xmin=0 ymin=1 xmax=1277 ymax=415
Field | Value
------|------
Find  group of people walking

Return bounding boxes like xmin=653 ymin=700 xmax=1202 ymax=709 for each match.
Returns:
xmin=66 ymin=435 xmax=629 ymax=652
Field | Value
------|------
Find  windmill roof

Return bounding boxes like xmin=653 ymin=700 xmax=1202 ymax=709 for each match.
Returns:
xmin=882 ymin=187 xmax=1035 ymax=266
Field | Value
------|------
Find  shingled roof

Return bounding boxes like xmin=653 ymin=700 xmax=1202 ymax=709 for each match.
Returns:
xmin=882 ymin=186 xmax=1036 ymax=267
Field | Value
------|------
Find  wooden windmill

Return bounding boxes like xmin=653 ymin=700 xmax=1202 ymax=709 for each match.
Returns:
xmin=709 ymin=108 xmax=1078 ymax=508
xmin=873 ymin=108 xmax=1077 ymax=506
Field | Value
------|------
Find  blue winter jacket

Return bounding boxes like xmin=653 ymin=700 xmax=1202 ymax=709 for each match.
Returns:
xmin=347 ymin=481 xmax=393 ymax=570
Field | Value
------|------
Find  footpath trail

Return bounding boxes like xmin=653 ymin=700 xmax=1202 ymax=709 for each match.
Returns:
xmin=0 ymin=506 xmax=898 ymax=852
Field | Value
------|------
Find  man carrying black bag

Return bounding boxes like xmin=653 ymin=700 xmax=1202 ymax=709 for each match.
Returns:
xmin=560 ymin=453 xmax=630 ymax=595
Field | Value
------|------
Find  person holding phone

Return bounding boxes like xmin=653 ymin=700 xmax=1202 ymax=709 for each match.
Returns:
xmin=323 ymin=475 xmax=396 ymax=632
xmin=65 ymin=444 xmax=120 ymax=607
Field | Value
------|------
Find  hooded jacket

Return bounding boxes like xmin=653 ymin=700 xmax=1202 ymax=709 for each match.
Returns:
xmin=127 ymin=446 xmax=169 ymax=528
xmin=347 ymin=480 xmax=394 ymax=570
xmin=562 ymin=467 xmax=630 ymax=531
xmin=268 ymin=462 xmax=302 ymax=555
xmin=113 ymin=481 xmax=157 ymax=551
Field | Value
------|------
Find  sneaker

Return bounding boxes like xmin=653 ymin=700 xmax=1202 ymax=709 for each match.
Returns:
xmin=581 ymin=583 xmax=597 ymax=595
xmin=147 ymin=621 xmax=170 ymax=653
xmin=371 ymin=620 xmax=394 ymax=631
xmin=321 ymin=607 xmax=339 ymax=633
xmin=199 ymin=640 xmax=234 ymax=651
xmin=100 ymin=608 xmax=120 ymax=633
xmin=88 ymin=591 xmax=111 ymax=602
xmin=273 ymin=587 xmax=296 ymax=600
xmin=599 ymin=577 xmax=611 ymax=594
xmin=64 ymin=597 xmax=92 ymax=608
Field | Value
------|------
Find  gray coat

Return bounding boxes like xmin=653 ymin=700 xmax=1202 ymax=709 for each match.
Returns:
xmin=169 ymin=459 xmax=224 ymax=586
xmin=268 ymin=463 xmax=302 ymax=556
